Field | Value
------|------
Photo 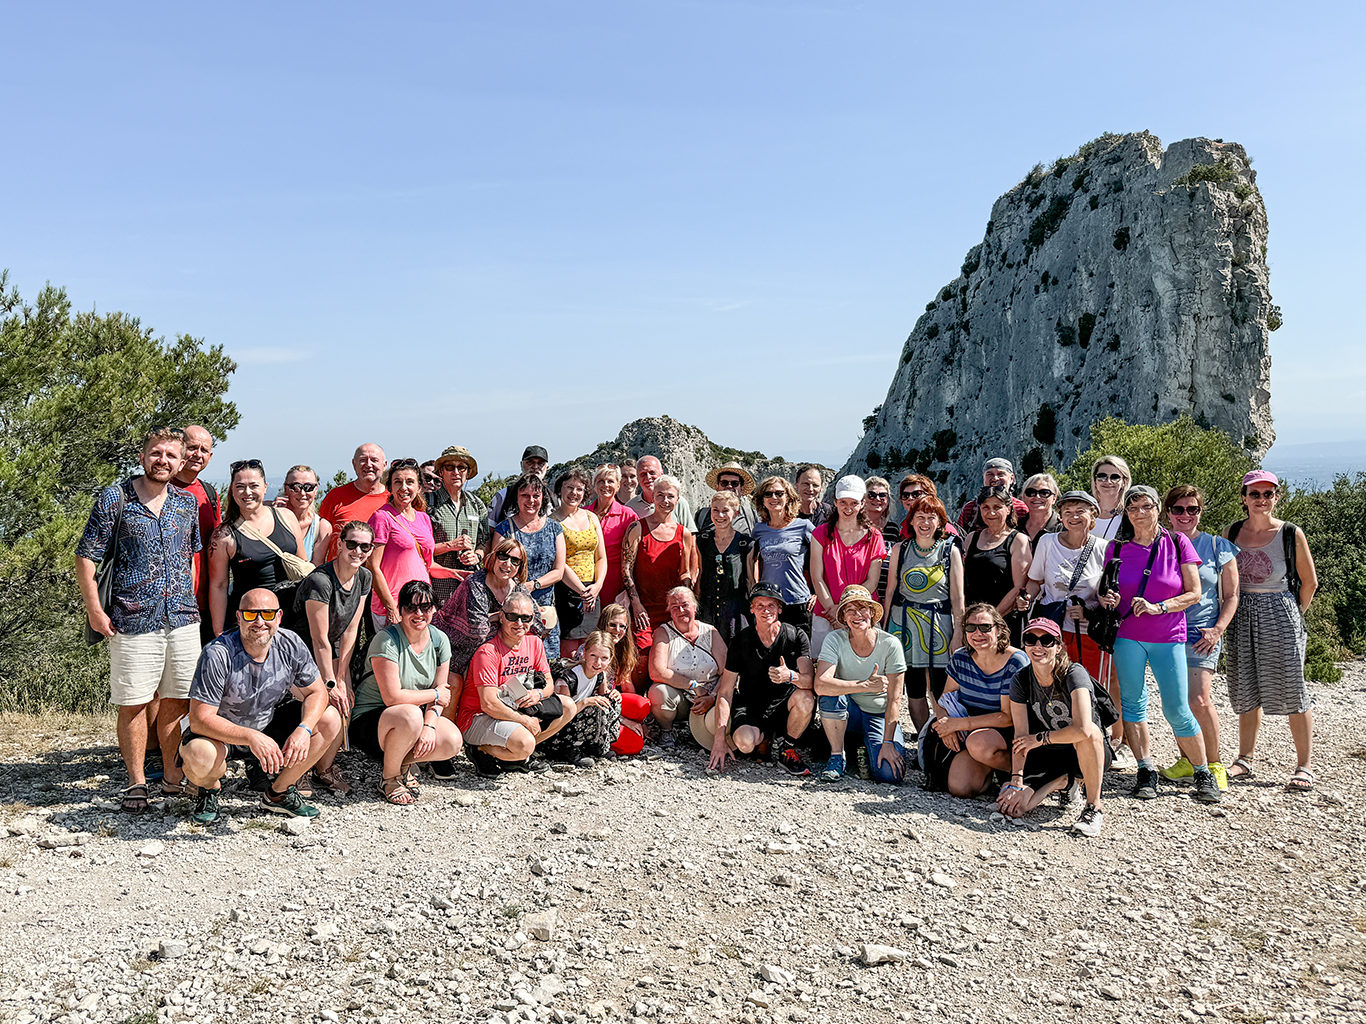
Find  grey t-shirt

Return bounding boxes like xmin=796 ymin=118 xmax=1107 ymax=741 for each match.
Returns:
xmin=817 ymin=628 xmax=908 ymax=715
xmin=294 ymin=563 xmax=373 ymax=658
xmin=190 ymin=630 xmax=320 ymax=731
xmin=752 ymin=518 xmax=816 ymax=603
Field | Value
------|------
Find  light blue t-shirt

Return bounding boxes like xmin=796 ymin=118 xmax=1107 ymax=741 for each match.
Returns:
xmin=753 ymin=518 xmax=816 ymax=603
xmin=1187 ymin=531 xmax=1236 ymax=630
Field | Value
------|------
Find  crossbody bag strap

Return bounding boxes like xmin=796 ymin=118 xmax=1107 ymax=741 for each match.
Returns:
xmin=235 ymin=514 xmax=294 ymax=562
xmin=1066 ymin=536 xmax=1097 ymax=594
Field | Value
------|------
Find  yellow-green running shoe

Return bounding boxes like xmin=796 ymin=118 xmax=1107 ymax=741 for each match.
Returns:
xmin=1209 ymin=761 xmax=1229 ymax=790
xmin=1159 ymin=756 xmax=1194 ymax=781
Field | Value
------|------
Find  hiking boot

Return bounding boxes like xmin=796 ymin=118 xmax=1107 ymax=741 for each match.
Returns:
xmin=819 ymin=754 xmax=846 ymax=783
xmin=773 ymin=736 xmax=811 ymax=777
xmin=1159 ymin=755 xmax=1194 ymax=782
xmin=1192 ymin=767 xmax=1223 ymax=805
xmin=1071 ymin=804 xmax=1104 ymax=837
xmin=261 ymin=785 xmax=320 ymax=818
xmin=244 ymin=761 xmax=272 ymax=793
xmin=1208 ymin=761 xmax=1229 ymax=791
xmin=1130 ymin=766 xmax=1159 ymax=800
xmin=466 ymin=746 xmax=501 ymax=779
xmin=190 ymin=787 xmax=221 ymax=825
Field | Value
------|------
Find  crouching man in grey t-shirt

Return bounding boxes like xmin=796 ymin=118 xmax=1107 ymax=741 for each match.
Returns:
xmin=179 ymin=588 xmax=341 ymax=824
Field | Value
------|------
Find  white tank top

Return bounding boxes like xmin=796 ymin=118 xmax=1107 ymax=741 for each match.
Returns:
xmin=663 ymin=622 xmax=720 ymax=688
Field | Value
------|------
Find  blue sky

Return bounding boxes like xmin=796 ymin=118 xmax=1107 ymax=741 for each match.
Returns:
xmin=4 ymin=2 xmax=1363 ymax=483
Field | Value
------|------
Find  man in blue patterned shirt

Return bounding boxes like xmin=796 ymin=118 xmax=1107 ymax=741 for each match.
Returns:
xmin=76 ymin=428 xmax=202 ymax=812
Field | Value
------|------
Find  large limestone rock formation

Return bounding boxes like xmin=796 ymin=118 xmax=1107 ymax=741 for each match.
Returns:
xmin=840 ymin=132 xmax=1277 ymax=508
xmin=551 ymin=416 xmax=833 ymax=511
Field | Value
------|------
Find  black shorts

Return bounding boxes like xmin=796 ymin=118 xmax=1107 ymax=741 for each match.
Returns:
xmin=731 ymin=684 xmax=797 ymax=739
xmin=1021 ymin=739 xmax=1113 ymax=791
xmin=349 ymin=706 xmax=387 ymax=763
xmin=176 ymin=700 xmax=303 ymax=767
xmin=921 ymin=725 xmax=1014 ymax=792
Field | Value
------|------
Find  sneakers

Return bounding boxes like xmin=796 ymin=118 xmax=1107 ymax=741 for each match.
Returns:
xmin=854 ymin=746 xmax=872 ymax=781
xmin=244 ymin=762 xmax=272 ymax=793
xmin=1058 ymin=776 xmax=1083 ymax=812
xmin=820 ymin=754 xmax=846 ymax=783
xmin=191 ymin=787 xmax=221 ymax=825
xmin=1130 ymin=766 xmax=1159 ymax=800
xmin=1072 ymin=804 xmax=1104 ymax=837
xmin=1192 ymin=767 xmax=1223 ymax=804
xmin=428 ymin=759 xmax=457 ymax=780
xmin=261 ymin=785 xmax=320 ymax=818
xmin=1110 ymin=740 xmax=1137 ymax=770
xmin=466 ymin=746 xmax=502 ymax=779
xmin=1208 ymin=761 xmax=1229 ymax=791
xmin=1159 ymin=755 xmax=1194 ymax=781
xmin=773 ymin=736 xmax=811 ymax=777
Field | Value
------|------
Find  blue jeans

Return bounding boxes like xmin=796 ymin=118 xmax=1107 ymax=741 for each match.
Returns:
xmin=818 ymin=694 xmax=907 ymax=784
xmin=1112 ymin=637 xmax=1200 ymax=737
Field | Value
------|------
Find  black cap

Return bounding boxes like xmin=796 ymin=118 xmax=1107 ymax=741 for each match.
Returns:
xmin=522 ymin=445 xmax=549 ymax=462
xmin=748 ymin=581 xmax=786 ymax=607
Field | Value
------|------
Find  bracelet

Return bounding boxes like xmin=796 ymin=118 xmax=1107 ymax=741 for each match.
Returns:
xmin=423 ymin=724 xmax=436 ymax=731
xmin=789 ymin=670 xmax=795 ymax=684
xmin=1003 ymin=784 xmax=1024 ymax=793
xmin=297 ymin=725 xmax=313 ymax=737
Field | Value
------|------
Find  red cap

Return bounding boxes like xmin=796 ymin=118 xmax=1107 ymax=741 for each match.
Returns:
xmin=1023 ymin=617 xmax=1063 ymax=640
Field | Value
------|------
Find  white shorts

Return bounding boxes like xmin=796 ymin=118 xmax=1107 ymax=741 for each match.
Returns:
xmin=108 ymin=623 xmax=201 ymax=707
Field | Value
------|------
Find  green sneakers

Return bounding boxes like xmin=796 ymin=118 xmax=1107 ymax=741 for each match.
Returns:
xmin=191 ymin=787 xmax=222 ymax=825
xmin=1159 ymin=756 xmax=1194 ymax=781
xmin=261 ymin=785 xmax=320 ymax=818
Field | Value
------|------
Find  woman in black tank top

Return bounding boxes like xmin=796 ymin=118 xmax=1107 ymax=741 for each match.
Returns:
xmin=208 ymin=462 xmax=305 ymax=634
xmin=962 ymin=487 xmax=1032 ymax=643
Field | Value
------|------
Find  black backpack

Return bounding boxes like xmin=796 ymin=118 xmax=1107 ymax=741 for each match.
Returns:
xmin=1228 ymin=519 xmax=1302 ymax=603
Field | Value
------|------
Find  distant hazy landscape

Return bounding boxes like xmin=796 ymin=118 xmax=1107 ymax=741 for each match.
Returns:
xmin=1263 ymin=439 xmax=1366 ymax=488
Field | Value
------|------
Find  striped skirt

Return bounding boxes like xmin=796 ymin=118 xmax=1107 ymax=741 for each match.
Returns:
xmin=1225 ymin=589 xmax=1309 ymax=716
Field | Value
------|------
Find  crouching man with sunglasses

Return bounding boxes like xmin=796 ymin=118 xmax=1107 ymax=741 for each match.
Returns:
xmin=457 ymin=592 xmax=578 ymax=777
xmin=1000 ymin=617 xmax=1111 ymax=837
xmin=292 ymin=520 xmax=376 ymax=796
xmin=178 ymin=588 xmax=341 ymax=824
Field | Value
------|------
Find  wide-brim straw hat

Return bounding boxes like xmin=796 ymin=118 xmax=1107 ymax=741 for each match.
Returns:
xmin=835 ymin=585 xmax=883 ymax=627
xmin=705 ymin=461 xmax=756 ymax=495
xmin=435 ymin=445 xmax=478 ymax=476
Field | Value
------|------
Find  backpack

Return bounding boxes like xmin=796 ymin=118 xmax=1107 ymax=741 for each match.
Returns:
xmin=1228 ymin=519 xmax=1302 ymax=603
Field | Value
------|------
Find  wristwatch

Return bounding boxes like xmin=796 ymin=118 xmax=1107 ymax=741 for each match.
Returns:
xmin=324 ymin=679 xmax=337 ymax=690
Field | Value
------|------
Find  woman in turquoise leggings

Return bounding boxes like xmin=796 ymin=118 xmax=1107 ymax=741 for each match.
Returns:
xmin=1098 ymin=486 xmax=1221 ymax=805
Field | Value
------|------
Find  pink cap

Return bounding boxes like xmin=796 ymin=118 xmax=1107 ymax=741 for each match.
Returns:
xmin=1242 ymin=470 xmax=1279 ymax=488
xmin=1023 ymin=617 xmax=1063 ymax=639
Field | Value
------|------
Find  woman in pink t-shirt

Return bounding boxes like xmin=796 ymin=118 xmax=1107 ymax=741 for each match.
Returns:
xmin=368 ymin=460 xmax=459 ymax=626
xmin=810 ymin=476 xmax=887 ymax=656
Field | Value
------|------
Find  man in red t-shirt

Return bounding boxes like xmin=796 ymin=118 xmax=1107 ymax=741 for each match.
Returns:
xmin=458 ymin=592 xmax=576 ymax=776
xmin=317 ymin=443 xmax=391 ymax=561
xmin=173 ymin=425 xmax=222 ymax=643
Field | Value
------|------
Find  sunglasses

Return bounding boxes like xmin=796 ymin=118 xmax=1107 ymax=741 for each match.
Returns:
xmin=900 ymin=490 xmax=923 ymax=500
xmin=1168 ymin=504 xmax=1202 ymax=516
xmin=962 ymin=622 xmax=995 ymax=634
xmin=403 ymin=603 xmax=436 ymax=614
xmin=286 ymin=482 xmax=318 ymax=493
xmin=504 ymin=612 xmax=535 ymax=624
xmin=763 ymin=490 xmax=786 ymax=500
xmin=1023 ymin=488 xmax=1054 ymax=498
xmin=1094 ymin=472 xmax=1125 ymax=483
xmin=239 ymin=608 xmax=280 ymax=622
xmin=717 ymin=478 xmax=743 ymax=489
xmin=1246 ymin=489 xmax=1277 ymax=500
xmin=1022 ymin=633 xmax=1060 ymax=648
xmin=605 ymin=620 xmax=628 ymax=632
xmin=495 ymin=550 xmax=524 ymax=567
xmin=231 ymin=459 xmax=264 ymax=474
xmin=866 ymin=492 xmax=890 ymax=501
xmin=342 ymin=538 xmax=375 ymax=553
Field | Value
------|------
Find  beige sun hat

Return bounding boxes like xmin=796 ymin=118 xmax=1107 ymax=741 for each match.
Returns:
xmin=835 ymin=585 xmax=883 ymax=626
xmin=435 ymin=445 xmax=478 ymax=476
xmin=704 ymin=461 xmax=756 ymax=495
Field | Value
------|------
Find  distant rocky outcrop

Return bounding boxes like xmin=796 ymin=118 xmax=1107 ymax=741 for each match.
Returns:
xmin=551 ymin=416 xmax=833 ymax=510
xmin=840 ymin=131 xmax=1277 ymax=508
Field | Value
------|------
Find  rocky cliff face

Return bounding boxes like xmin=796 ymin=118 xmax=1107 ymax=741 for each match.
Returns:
xmin=552 ymin=416 xmax=833 ymax=510
xmin=840 ymin=132 xmax=1277 ymax=508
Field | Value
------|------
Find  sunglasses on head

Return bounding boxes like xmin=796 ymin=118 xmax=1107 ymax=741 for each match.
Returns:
xmin=1023 ymin=488 xmax=1054 ymax=498
xmin=962 ymin=622 xmax=995 ymax=634
xmin=1094 ymin=472 xmax=1125 ymax=483
xmin=286 ymin=482 xmax=318 ymax=493
xmin=504 ymin=611 xmax=535 ymax=624
xmin=239 ymin=608 xmax=280 ymax=622
xmin=495 ymin=550 xmax=524 ymax=567
xmin=1246 ymin=489 xmax=1277 ymax=500
xmin=231 ymin=459 xmax=264 ymax=474
xmin=1022 ymin=633 xmax=1059 ymax=648
xmin=1168 ymin=504 xmax=1201 ymax=516
xmin=342 ymin=538 xmax=375 ymax=553
xmin=390 ymin=458 xmax=420 ymax=471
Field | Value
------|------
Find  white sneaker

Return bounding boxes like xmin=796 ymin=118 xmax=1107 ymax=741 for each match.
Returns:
xmin=1072 ymin=805 xmax=1104 ymax=837
xmin=1110 ymin=741 xmax=1137 ymax=770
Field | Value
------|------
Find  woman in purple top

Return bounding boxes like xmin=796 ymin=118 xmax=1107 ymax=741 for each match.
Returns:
xmin=1098 ymin=485 xmax=1220 ymax=804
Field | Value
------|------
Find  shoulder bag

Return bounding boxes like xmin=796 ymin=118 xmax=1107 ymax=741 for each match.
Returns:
xmin=84 ymin=483 xmax=129 ymax=646
xmin=236 ymin=509 xmax=315 ymax=582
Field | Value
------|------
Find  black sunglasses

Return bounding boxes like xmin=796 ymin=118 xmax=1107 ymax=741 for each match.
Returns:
xmin=1022 ymin=633 xmax=1060 ymax=648
xmin=1245 ymin=489 xmax=1277 ymax=500
xmin=402 ymin=603 xmax=436 ymax=614
xmin=495 ymin=550 xmax=524 ymax=567
xmin=1094 ymin=472 xmax=1125 ymax=483
xmin=962 ymin=622 xmax=995 ymax=634
xmin=717 ymin=477 xmax=743 ymax=489
xmin=504 ymin=611 xmax=535 ymax=624
xmin=342 ymin=538 xmax=375 ymax=553
xmin=230 ymin=459 xmax=264 ymax=474
xmin=900 ymin=489 xmax=923 ymax=500
xmin=866 ymin=491 xmax=890 ymax=500
xmin=1023 ymin=488 xmax=1054 ymax=498
xmin=1168 ymin=504 xmax=1202 ymax=516
xmin=286 ymin=482 xmax=318 ymax=493
xmin=762 ymin=490 xmax=786 ymax=499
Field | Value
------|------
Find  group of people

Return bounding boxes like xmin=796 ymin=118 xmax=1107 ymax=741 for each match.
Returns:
xmin=76 ymin=429 xmax=1320 ymax=839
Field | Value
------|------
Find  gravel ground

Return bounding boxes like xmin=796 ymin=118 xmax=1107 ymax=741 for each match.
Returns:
xmin=2 ymin=663 xmax=1364 ymax=1024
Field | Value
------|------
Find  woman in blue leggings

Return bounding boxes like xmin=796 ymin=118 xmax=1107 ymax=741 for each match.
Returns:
xmin=1097 ymin=486 xmax=1221 ymax=805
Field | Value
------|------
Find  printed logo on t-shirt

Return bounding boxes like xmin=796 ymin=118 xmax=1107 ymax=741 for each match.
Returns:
xmin=1237 ymin=548 xmax=1273 ymax=586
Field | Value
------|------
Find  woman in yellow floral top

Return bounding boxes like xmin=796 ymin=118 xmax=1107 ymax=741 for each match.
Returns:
xmin=552 ymin=466 xmax=608 ymax=654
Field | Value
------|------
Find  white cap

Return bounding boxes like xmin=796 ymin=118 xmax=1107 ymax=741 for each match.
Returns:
xmin=834 ymin=475 xmax=867 ymax=501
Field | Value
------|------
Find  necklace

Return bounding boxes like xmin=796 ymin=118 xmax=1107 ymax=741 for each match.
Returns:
xmin=913 ymin=537 xmax=936 ymax=557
